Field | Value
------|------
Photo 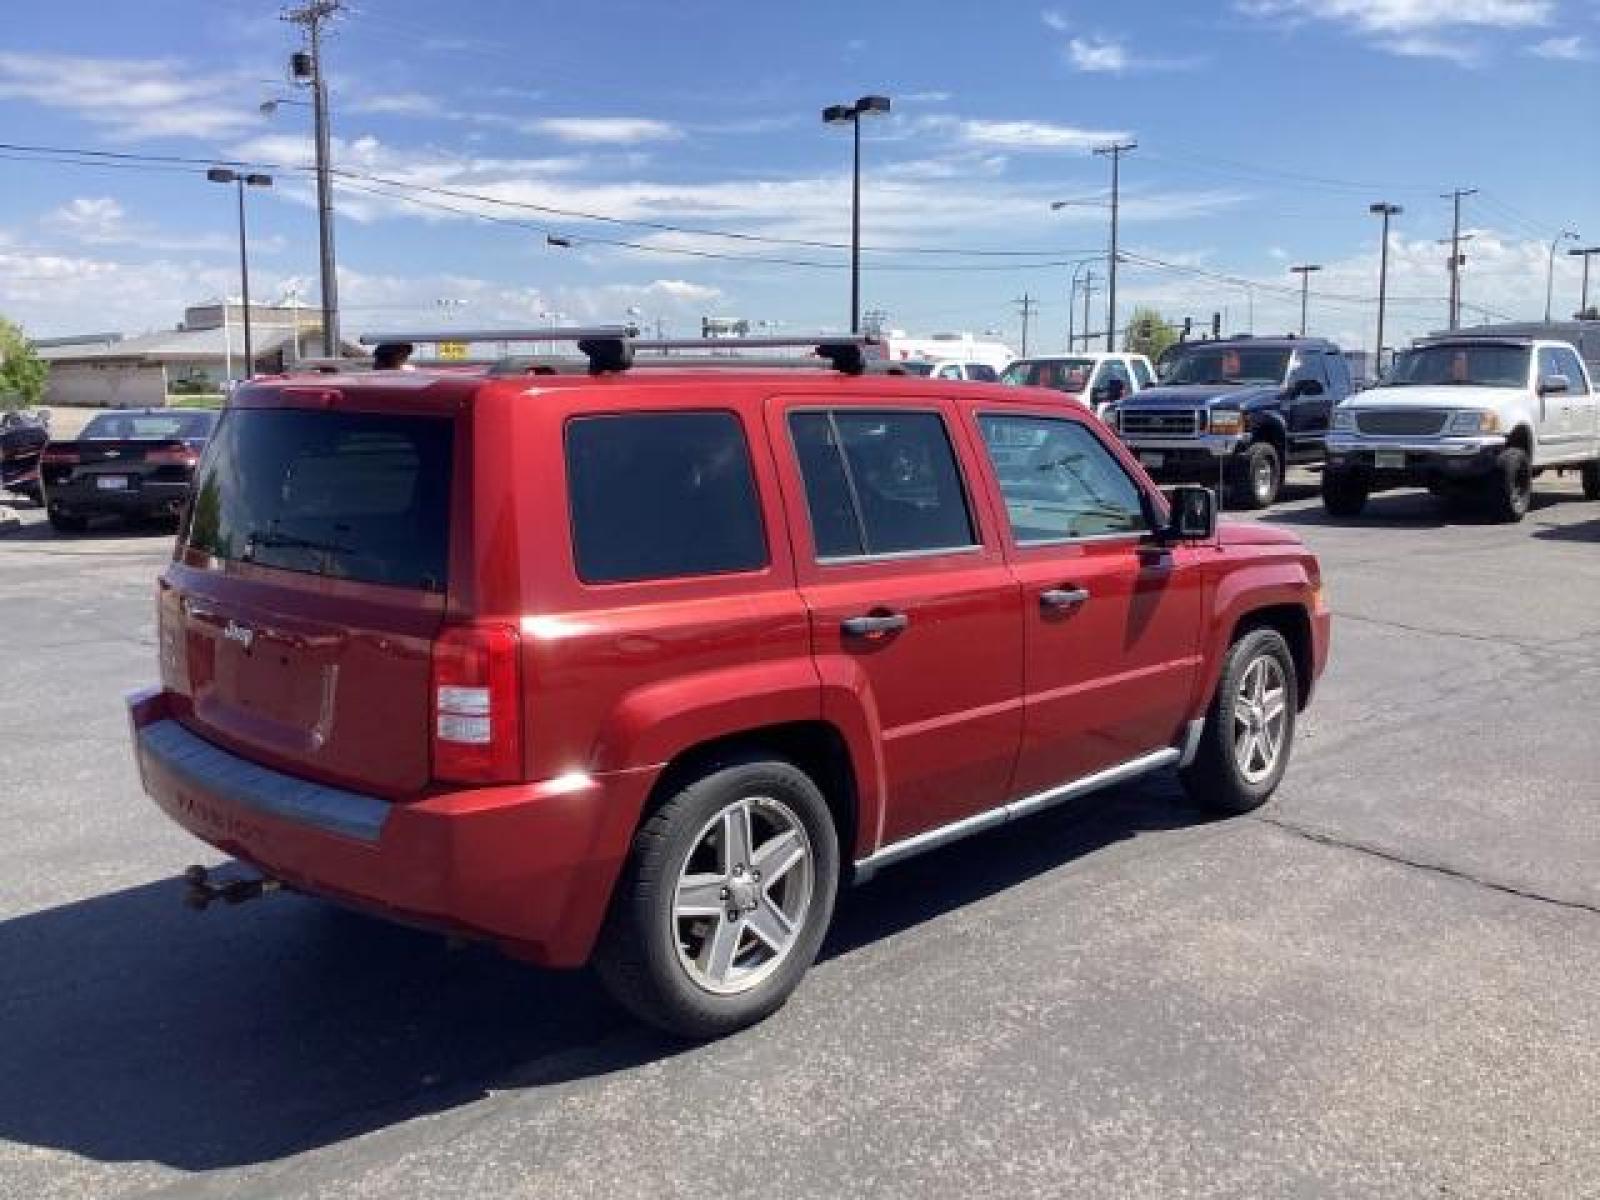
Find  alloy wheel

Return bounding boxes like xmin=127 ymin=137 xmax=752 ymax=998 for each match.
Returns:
xmin=1233 ymin=654 xmax=1289 ymax=785
xmin=671 ymin=796 xmax=815 ymax=996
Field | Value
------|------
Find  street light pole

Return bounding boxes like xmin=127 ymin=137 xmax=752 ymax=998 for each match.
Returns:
xmin=1546 ymin=231 xmax=1579 ymax=323
xmin=207 ymin=168 xmax=273 ymax=379
xmin=1369 ymin=203 xmax=1402 ymax=375
xmin=1290 ymin=264 xmax=1322 ymax=336
xmin=823 ymin=95 xmax=891 ymax=334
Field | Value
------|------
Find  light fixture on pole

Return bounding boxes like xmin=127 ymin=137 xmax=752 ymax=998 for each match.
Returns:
xmin=206 ymin=167 xmax=273 ymax=378
xmin=822 ymin=94 xmax=891 ymax=334
xmin=1568 ymin=245 xmax=1600 ymax=318
xmin=1546 ymin=230 xmax=1578 ymax=323
xmin=1369 ymin=203 xmax=1401 ymax=376
xmin=1289 ymin=264 xmax=1322 ymax=336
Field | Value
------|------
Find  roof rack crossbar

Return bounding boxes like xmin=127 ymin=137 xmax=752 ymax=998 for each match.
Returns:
xmin=356 ymin=325 xmax=637 ymax=346
xmin=355 ymin=329 xmax=881 ymax=375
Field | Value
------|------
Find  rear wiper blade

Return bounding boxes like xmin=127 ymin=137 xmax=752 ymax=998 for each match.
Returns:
xmin=244 ymin=529 xmax=351 ymax=558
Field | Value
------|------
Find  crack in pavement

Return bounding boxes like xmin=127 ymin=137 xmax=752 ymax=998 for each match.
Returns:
xmin=1254 ymin=813 xmax=1600 ymax=919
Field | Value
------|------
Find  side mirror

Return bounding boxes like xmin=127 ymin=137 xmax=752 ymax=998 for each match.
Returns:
xmin=1538 ymin=374 xmax=1570 ymax=396
xmin=1292 ymin=377 xmax=1325 ymax=397
xmin=1160 ymin=485 xmax=1217 ymax=542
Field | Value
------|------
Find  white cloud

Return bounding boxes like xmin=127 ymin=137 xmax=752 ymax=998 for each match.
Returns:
xmin=0 ymin=52 xmax=256 ymax=140
xmin=1067 ymin=36 xmax=1129 ymax=71
xmin=1235 ymin=0 xmax=1552 ymax=31
xmin=532 ymin=117 xmax=683 ymax=144
xmin=1528 ymin=34 xmax=1592 ymax=59
xmin=43 ymin=197 xmax=128 ymax=243
xmin=1041 ymin=9 xmax=1070 ymax=31
xmin=349 ymin=92 xmax=443 ymax=117
xmin=40 ymin=196 xmax=256 ymax=255
xmin=1389 ymin=34 xmax=1483 ymax=62
xmin=954 ymin=118 xmax=1131 ymax=150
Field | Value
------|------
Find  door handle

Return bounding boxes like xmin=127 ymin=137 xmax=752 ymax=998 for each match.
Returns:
xmin=1039 ymin=587 xmax=1090 ymax=611
xmin=841 ymin=612 xmax=909 ymax=637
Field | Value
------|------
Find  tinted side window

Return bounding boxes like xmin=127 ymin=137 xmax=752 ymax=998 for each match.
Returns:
xmin=1291 ymin=352 xmax=1331 ymax=389
xmin=968 ymin=364 xmax=999 ymax=383
xmin=566 ymin=412 xmax=767 ymax=584
xmin=1131 ymin=358 xmax=1153 ymax=387
xmin=789 ymin=410 xmax=977 ymax=558
xmin=977 ymin=414 xmax=1147 ymax=542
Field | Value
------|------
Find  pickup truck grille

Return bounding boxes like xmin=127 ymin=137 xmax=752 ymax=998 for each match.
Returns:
xmin=1120 ymin=409 xmax=1202 ymax=438
xmin=1354 ymin=409 xmax=1449 ymax=436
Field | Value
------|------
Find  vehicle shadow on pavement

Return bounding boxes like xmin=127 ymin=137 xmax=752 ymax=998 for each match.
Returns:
xmin=1532 ymin=514 xmax=1600 ymax=542
xmin=3 ymin=518 xmax=178 ymax=545
xmin=1260 ymin=489 xmax=1569 ymax=529
xmin=0 ymin=775 xmax=1206 ymax=1172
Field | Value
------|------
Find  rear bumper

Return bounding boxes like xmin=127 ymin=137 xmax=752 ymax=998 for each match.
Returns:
xmin=127 ymin=687 xmax=657 ymax=967
xmin=48 ymin=478 xmax=191 ymax=516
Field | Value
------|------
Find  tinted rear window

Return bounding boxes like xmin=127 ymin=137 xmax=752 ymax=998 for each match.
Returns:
xmin=185 ymin=408 xmax=453 ymax=591
xmin=82 ymin=411 xmax=217 ymax=441
xmin=565 ymin=411 xmax=768 ymax=584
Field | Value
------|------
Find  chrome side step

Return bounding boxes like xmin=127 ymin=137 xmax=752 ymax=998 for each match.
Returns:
xmin=853 ymin=746 xmax=1181 ymax=882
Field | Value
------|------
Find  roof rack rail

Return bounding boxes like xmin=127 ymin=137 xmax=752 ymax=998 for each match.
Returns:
xmin=356 ymin=328 xmax=883 ymax=375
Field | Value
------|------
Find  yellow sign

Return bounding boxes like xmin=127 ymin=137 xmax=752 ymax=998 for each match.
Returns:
xmin=437 ymin=341 xmax=469 ymax=361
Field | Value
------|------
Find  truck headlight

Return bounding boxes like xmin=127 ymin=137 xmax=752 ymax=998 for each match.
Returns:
xmin=1448 ymin=410 xmax=1500 ymax=434
xmin=1209 ymin=409 xmax=1244 ymax=435
xmin=1331 ymin=408 xmax=1355 ymax=432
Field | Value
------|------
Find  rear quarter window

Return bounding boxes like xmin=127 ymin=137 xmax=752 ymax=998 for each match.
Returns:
xmin=565 ymin=411 xmax=768 ymax=584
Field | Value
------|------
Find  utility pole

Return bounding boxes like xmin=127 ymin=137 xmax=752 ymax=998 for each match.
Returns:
xmin=1441 ymin=188 xmax=1477 ymax=330
xmin=1369 ymin=203 xmax=1401 ymax=376
xmin=1093 ymin=141 xmax=1136 ymax=352
xmin=1080 ymin=271 xmax=1098 ymax=351
xmin=284 ymin=0 xmax=345 ymax=353
xmin=1014 ymin=293 xmax=1037 ymax=357
xmin=1569 ymin=246 xmax=1600 ymax=318
xmin=1546 ymin=231 xmax=1578 ymax=323
xmin=1289 ymin=265 xmax=1322 ymax=336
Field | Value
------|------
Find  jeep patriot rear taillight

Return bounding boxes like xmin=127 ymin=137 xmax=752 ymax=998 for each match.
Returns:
xmin=431 ymin=624 xmax=522 ymax=783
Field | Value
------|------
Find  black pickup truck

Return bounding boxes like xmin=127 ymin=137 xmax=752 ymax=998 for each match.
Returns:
xmin=1105 ymin=336 xmax=1351 ymax=508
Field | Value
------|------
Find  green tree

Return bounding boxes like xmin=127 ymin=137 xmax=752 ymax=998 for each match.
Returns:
xmin=0 ymin=317 xmax=48 ymax=410
xmin=1123 ymin=306 xmax=1177 ymax=362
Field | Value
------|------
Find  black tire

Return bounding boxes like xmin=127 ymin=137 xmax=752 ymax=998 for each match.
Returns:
xmin=1321 ymin=468 xmax=1369 ymax=517
xmin=1230 ymin=441 xmax=1281 ymax=510
xmin=1485 ymin=445 xmax=1532 ymax=523
xmin=48 ymin=511 xmax=88 ymax=534
xmin=593 ymin=756 xmax=840 ymax=1040
xmin=1582 ymin=460 xmax=1600 ymax=501
xmin=1180 ymin=628 xmax=1299 ymax=815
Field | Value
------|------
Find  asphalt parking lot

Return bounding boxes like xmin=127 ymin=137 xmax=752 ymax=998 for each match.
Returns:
xmin=2 ymin=472 xmax=1597 ymax=1200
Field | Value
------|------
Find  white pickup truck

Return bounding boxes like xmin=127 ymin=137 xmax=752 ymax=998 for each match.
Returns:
xmin=1323 ymin=334 xmax=1600 ymax=522
xmin=999 ymin=352 xmax=1157 ymax=416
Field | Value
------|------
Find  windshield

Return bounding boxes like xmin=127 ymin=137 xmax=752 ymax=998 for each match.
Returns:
xmin=185 ymin=408 xmax=454 ymax=591
xmin=1000 ymin=358 xmax=1097 ymax=393
xmin=1388 ymin=344 xmax=1531 ymax=388
xmin=1164 ymin=347 xmax=1292 ymax=386
xmin=81 ymin=411 xmax=217 ymax=441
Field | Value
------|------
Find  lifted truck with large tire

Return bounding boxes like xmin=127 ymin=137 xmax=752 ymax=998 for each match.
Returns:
xmin=1104 ymin=336 xmax=1349 ymax=509
xmin=1323 ymin=334 xmax=1600 ymax=522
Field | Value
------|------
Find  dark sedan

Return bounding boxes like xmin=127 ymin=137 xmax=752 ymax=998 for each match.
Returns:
xmin=41 ymin=408 xmax=219 ymax=533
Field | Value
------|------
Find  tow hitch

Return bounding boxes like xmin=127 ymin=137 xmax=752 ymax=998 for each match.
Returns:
xmin=183 ymin=864 xmax=282 ymax=911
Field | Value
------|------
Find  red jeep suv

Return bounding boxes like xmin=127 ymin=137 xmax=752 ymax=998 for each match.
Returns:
xmin=128 ymin=332 xmax=1329 ymax=1039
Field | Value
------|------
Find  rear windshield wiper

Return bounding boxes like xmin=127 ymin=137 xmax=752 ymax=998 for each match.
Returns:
xmin=243 ymin=529 xmax=352 ymax=560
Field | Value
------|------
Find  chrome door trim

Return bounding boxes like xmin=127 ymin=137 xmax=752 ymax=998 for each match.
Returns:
xmin=852 ymin=746 xmax=1181 ymax=881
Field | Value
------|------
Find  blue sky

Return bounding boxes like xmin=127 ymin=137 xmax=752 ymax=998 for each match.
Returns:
xmin=1 ymin=0 xmax=1596 ymax=353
